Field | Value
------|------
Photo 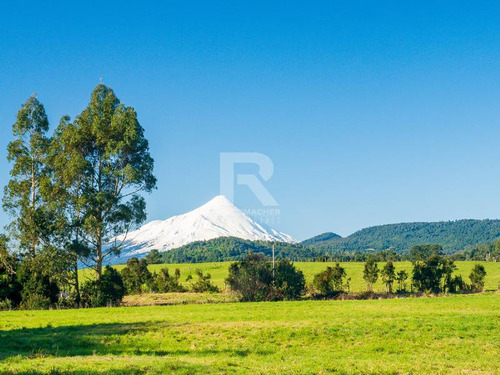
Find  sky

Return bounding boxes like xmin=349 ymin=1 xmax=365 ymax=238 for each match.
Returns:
xmin=1 ymin=1 xmax=500 ymax=240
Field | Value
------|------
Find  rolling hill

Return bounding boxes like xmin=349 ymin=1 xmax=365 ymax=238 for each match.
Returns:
xmin=302 ymin=219 xmax=500 ymax=253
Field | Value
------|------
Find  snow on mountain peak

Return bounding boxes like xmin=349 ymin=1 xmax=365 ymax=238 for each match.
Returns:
xmin=113 ymin=195 xmax=297 ymax=257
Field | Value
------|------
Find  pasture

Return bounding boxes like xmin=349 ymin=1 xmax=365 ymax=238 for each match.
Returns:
xmin=0 ymin=293 xmax=499 ymax=374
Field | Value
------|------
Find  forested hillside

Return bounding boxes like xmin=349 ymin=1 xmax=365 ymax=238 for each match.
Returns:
xmin=151 ymin=237 xmax=321 ymax=263
xmin=303 ymin=219 xmax=500 ymax=253
xmin=301 ymin=232 xmax=341 ymax=246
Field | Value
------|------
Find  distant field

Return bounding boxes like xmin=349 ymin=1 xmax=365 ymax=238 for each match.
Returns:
xmin=81 ymin=261 xmax=500 ymax=292
xmin=0 ymin=294 xmax=498 ymax=374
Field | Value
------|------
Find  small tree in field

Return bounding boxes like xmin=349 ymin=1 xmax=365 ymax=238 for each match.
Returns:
xmin=273 ymin=259 xmax=306 ymax=300
xmin=312 ymin=263 xmax=348 ymax=296
xmin=381 ymin=261 xmax=396 ymax=293
xmin=120 ymin=257 xmax=152 ymax=294
xmin=363 ymin=256 xmax=379 ymax=292
xmin=412 ymin=254 xmax=456 ymax=293
xmin=396 ymin=270 xmax=408 ymax=292
xmin=469 ymin=264 xmax=487 ymax=292
xmin=226 ymin=253 xmax=305 ymax=301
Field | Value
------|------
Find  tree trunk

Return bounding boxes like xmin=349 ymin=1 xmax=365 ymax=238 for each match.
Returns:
xmin=74 ymin=257 xmax=81 ymax=307
xmin=96 ymin=230 xmax=103 ymax=279
xmin=30 ymin=158 xmax=37 ymax=255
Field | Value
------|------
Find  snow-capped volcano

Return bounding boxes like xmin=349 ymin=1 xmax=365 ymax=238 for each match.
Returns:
xmin=113 ymin=195 xmax=296 ymax=257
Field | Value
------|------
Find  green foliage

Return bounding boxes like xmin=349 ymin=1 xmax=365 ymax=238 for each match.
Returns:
xmin=312 ymin=263 xmax=349 ymax=296
xmin=144 ymin=249 xmax=163 ymax=264
xmin=80 ymin=266 xmax=125 ymax=307
xmin=301 ymin=232 xmax=341 ymax=246
xmin=17 ymin=253 xmax=60 ymax=310
xmin=226 ymin=253 xmax=306 ymax=301
xmin=186 ymin=269 xmax=219 ymax=293
xmin=158 ymin=237 xmax=321 ymax=263
xmin=452 ymin=239 xmax=500 ymax=261
xmin=381 ymin=261 xmax=396 ymax=293
xmin=3 ymin=95 xmax=51 ymax=255
xmin=146 ymin=229 xmax=500 ymax=265
xmin=303 ymin=220 xmax=500 ymax=254
xmin=81 ymin=260 xmax=499 ymax=294
xmin=273 ymin=259 xmax=306 ymax=300
xmin=396 ymin=270 xmax=409 ymax=292
xmin=226 ymin=253 xmax=273 ymax=301
xmin=0 ymin=236 xmax=21 ymax=306
xmin=148 ymin=268 xmax=185 ymax=293
xmin=52 ymin=84 xmax=156 ymax=278
xmin=411 ymin=255 xmax=464 ymax=293
xmin=120 ymin=257 xmax=152 ymax=294
xmin=0 ymin=298 xmax=13 ymax=311
xmin=153 ymin=237 xmax=404 ymax=264
xmin=446 ymin=274 xmax=469 ymax=293
xmin=469 ymin=264 xmax=487 ymax=292
xmin=409 ymin=244 xmax=443 ymax=261
xmin=363 ymin=257 xmax=379 ymax=291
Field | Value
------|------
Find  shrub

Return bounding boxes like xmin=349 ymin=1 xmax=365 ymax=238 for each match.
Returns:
xmin=226 ymin=253 xmax=273 ymax=301
xmin=0 ymin=298 xmax=13 ymax=311
xmin=447 ymin=274 xmax=469 ymax=293
xmin=226 ymin=253 xmax=305 ymax=301
xmin=381 ymin=261 xmax=396 ymax=293
xmin=312 ymin=263 xmax=348 ymax=296
xmin=148 ymin=268 xmax=185 ymax=293
xmin=469 ymin=264 xmax=487 ymax=292
xmin=20 ymin=293 xmax=51 ymax=310
xmin=273 ymin=259 xmax=305 ymax=300
xmin=120 ymin=257 xmax=152 ymax=294
xmin=186 ymin=269 xmax=219 ymax=293
xmin=0 ymin=237 xmax=21 ymax=307
xmin=17 ymin=256 xmax=60 ymax=310
xmin=81 ymin=266 xmax=125 ymax=307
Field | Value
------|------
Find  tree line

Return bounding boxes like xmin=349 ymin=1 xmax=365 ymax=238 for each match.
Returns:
xmin=0 ymin=85 xmax=156 ymax=309
xmin=224 ymin=252 xmax=487 ymax=302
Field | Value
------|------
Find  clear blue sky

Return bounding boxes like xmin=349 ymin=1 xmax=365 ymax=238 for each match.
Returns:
xmin=1 ymin=1 xmax=500 ymax=240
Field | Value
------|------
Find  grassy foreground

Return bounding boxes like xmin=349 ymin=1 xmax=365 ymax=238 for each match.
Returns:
xmin=81 ymin=261 xmax=500 ymax=292
xmin=0 ymin=294 xmax=499 ymax=374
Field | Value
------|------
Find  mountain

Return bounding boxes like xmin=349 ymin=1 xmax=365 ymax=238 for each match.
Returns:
xmin=302 ymin=219 xmax=500 ymax=253
xmin=113 ymin=195 xmax=296 ymax=257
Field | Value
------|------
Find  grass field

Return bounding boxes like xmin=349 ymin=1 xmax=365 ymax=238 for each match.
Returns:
xmin=0 ymin=293 xmax=498 ymax=374
xmin=81 ymin=261 xmax=500 ymax=292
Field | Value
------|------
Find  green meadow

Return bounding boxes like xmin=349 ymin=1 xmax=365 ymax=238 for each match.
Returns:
xmin=81 ymin=261 xmax=500 ymax=292
xmin=0 ymin=293 xmax=499 ymax=374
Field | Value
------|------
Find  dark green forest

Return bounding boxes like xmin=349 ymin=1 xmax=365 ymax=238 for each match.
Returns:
xmin=148 ymin=237 xmax=317 ymax=263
